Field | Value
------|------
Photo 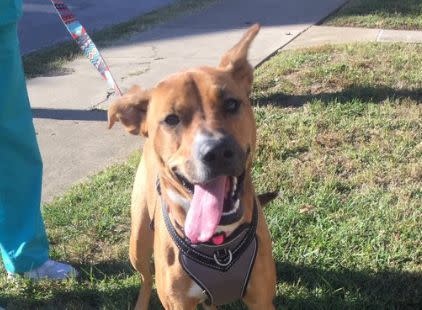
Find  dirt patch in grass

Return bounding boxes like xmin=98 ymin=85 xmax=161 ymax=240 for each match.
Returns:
xmin=324 ymin=0 xmax=422 ymax=30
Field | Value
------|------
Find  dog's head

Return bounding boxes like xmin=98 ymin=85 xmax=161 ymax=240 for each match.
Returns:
xmin=109 ymin=24 xmax=260 ymax=243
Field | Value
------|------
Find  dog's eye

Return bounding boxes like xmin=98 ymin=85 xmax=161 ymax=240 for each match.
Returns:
xmin=164 ymin=114 xmax=180 ymax=126
xmin=224 ymin=99 xmax=241 ymax=114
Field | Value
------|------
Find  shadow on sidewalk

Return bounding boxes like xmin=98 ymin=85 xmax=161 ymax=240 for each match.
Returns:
xmin=32 ymin=108 xmax=107 ymax=121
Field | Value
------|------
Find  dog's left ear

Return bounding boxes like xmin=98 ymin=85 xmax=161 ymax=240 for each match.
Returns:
xmin=219 ymin=23 xmax=260 ymax=95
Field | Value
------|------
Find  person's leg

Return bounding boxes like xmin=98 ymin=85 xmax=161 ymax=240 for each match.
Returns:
xmin=0 ymin=21 xmax=49 ymax=273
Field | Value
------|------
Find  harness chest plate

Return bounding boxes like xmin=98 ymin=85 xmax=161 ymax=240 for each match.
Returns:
xmin=180 ymin=232 xmax=257 ymax=306
xmin=161 ymin=191 xmax=259 ymax=306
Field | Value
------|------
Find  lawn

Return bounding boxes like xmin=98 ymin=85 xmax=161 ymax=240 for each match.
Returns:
xmin=1 ymin=42 xmax=421 ymax=309
xmin=324 ymin=0 xmax=422 ymax=30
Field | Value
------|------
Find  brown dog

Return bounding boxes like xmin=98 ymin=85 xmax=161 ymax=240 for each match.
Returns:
xmin=108 ymin=24 xmax=276 ymax=309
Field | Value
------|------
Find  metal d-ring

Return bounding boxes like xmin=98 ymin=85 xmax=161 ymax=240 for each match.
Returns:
xmin=213 ymin=249 xmax=233 ymax=267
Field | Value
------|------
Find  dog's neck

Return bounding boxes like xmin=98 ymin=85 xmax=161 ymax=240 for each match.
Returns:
xmin=159 ymin=173 xmax=255 ymax=240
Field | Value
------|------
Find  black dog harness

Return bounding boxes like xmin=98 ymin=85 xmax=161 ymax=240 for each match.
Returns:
xmin=158 ymin=182 xmax=258 ymax=306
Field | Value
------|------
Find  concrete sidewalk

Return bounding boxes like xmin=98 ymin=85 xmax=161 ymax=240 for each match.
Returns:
xmin=19 ymin=0 xmax=175 ymax=54
xmin=28 ymin=0 xmax=348 ymax=202
xmin=284 ymin=25 xmax=422 ymax=49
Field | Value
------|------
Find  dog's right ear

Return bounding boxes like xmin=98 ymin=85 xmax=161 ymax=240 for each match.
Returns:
xmin=108 ymin=85 xmax=150 ymax=136
xmin=219 ymin=23 xmax=260 ymax=95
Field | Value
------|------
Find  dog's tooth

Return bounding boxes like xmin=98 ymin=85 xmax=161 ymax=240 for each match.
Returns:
xmin=232 ymin=199 xmax=240 ymax=214
xmin=222 ymin=199 xmax=240 ymax=216
xmin=233 ymin=199 xmax=239 ymax=210
xmin=232 ymin=177 xmax=238 ymax=196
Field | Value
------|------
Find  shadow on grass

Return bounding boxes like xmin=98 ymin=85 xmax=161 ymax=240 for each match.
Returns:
xmin=253 ymin=85 xmax=422 ymax=107
xmin=323 ymin=0 xmax=422 ymax=20
xmin=0 ymin=260 xmax=163 ymax=310
xmin=0 ymin=273 xmax=137 ymax=310
xmin=276 ymin=261 xmax=422 ymax=309
xmin=0 ymin=283 xmax=141 ymax=310
xmin=2 ymin=259 xmax=421 ymax=309
xmin=76 ymin=260 xmax=134 ymax=280
xmin=1 ymin=288 xmax=162 ymax=310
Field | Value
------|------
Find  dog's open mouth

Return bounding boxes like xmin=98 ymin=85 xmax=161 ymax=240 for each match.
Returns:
xmin=175 ymin=172 xmax=245 ymax=244
xmin=175 ymin=172 xmax=244 ymax=215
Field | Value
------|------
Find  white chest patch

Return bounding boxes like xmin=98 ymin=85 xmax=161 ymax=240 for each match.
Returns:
xmin=188 ymin=281 xmax=207 ymax=300
xmin=166 ymin=189 xmax=190 ymax=211
xmin=216 ymin=217 xmax=244 ymax=236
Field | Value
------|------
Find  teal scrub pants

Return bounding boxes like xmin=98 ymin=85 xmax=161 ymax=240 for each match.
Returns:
xmin=0 ymin=1 xmax=49 ymax=273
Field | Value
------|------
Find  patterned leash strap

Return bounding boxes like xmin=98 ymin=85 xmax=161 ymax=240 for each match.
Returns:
xmin=50 ymin=0 xmax=122 ymax=96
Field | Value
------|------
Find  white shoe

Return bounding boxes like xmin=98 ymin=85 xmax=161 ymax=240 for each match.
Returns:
xmin=7 ymin=259 xmax=78 ymax=281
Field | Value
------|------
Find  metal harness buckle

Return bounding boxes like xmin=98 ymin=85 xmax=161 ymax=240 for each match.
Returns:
xmin=213 ymin=249 xmax=233 ymax=267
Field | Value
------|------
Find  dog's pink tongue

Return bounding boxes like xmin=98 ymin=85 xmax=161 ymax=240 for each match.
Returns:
xmin=185 ymin=176 xmax=227 ymax=244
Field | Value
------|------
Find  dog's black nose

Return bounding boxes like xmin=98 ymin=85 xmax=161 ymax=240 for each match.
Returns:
xmin=195 ymin=134 xmax=245 ymax=178
xmin=200 ymin=137 xmax=235 ymax=164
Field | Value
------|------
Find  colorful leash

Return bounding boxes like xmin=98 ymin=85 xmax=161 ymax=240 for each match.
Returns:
xmin=50 ymin=0 xmax=122 ymax=96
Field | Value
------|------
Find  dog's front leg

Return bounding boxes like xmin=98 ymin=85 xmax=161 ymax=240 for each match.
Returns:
xmin=156 ymin=281 xmax=198 ymax=310
xmin=243 ymin=209 xmax=277 ymax=310
xmin=130 ymin=205 xmax=153 ymax=310
xmin=160 ymin=299 xmax=198 ymax=310
xmin=202 ymin=303 xmax=217 ymax=310
xmin=130 ymin=159 xmax=154 ymax=310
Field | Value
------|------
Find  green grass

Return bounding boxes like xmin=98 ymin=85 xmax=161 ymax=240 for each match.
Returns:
xmin=23 ymin=0 xmax=219 ymax=78
xmin=324 ymin=0 xmax=422 ymax=30
xmin=2 ymin=42 xmax=422 ymax=309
